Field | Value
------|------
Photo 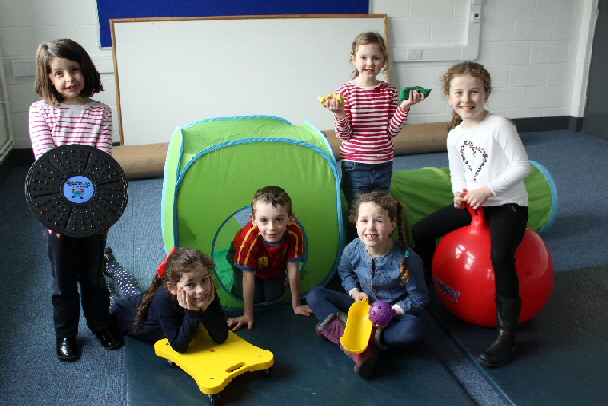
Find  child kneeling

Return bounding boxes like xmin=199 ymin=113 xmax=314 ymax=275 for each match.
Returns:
xmin=228 ymin=186 xmax=312 ymax=331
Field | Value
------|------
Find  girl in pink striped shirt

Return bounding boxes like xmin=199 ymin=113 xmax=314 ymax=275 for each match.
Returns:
xmin=324 ymin=32 xmax=427 ymax=242
xmin=29 ymin=39 xmax=122 ymax=362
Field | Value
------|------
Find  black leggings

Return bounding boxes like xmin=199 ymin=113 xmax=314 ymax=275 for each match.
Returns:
xmin=412 ymin=204 xmax=528 ymax=298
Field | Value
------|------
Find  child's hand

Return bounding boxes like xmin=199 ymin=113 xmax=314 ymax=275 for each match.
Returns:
xmin=47 ymin=229 xmax=61 ymax=238
xmin=227 ymin=314 xmax=254 ymax=331
xmin=454 ymin=190 xmax=468 ymax=209
xmin=326 ymin=97 xmax=346 ymax=119
xmin=464 ymin=186 xmax=493 ymax=210
xmin=353 ymin=291 xmax=369 ymax=302
xmin=399 ymin=90 xmax=426 ymax=111
xmin=371 ymin=308 xmax=395 ymax=329
xmin=197 ymin=284 xmax=216 ymax=312
xmin=293 ymin=304 xmax=313 ymax=317
xmin=176 ymin=287 xmax=200 ymax=311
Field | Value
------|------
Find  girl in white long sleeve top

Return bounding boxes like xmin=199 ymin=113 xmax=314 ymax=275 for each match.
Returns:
xmin=412 ymin=61 xmax=531 ymax=369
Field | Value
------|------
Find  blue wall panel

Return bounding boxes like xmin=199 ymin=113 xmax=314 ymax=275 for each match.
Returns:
xmin=97 ymin=0 xmax=369 ymax=47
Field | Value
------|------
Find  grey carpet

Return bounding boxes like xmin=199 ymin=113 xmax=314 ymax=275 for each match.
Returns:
xmin=427 ymin=265 xmax=608 ymax=406
xmin=0 ymin=166 xmax=126 ymax=406
xmin=1 ymin=129 xmax=607 ymax=405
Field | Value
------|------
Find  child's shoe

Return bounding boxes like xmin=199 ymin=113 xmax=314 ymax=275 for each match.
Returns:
xmin=93 ymin=328 xmax=124 ymax=350
xmin=348 ymin=327 xmax=386 ymax=378
xmin=56 ymin=337 xmax=80 ymax=362
xmin=351 ymin=344 xmax=381 ymax=378
xmin=315 ymin=312 xmax=347 ymax=345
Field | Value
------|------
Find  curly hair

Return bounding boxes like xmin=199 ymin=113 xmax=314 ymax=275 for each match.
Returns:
xmin=349 ymin=191 xmax=411 ymax=284
xmin=134 ymin=247 xmax=216 ymax=330
xmin=34 ymin=39 xmax=103 ymax=106
xmin=350 ymin=32 xmax=390 ymax=80
xmin=441 ymin=61 xmax=492 ymax=131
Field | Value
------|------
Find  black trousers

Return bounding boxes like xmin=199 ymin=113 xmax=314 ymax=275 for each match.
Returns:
xmin=43 ymin=227 xmax=113 ymax=338
xmin=412 ymin=204 xmax=528 ymax=298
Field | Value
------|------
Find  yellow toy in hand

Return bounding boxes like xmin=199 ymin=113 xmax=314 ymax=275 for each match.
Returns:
xmin=340 ymin=298 xmax=373 ymax=354
xmin=318 ymin=94 xmax=345 ymax=108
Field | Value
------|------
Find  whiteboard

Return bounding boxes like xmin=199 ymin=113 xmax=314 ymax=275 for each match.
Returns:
xmin=111 ymin=15 xmax=388 ymax=145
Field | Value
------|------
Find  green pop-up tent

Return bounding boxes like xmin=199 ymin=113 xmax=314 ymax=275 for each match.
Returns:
xmin=161 ymin=116 xmax=343 ymax=310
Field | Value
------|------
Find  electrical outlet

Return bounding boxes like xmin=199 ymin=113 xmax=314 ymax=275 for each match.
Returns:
xmin=407 ymin=49 xmax=423 ymax=60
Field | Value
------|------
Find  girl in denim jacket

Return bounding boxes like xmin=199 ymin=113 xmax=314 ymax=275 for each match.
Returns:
xmin=307 ymin=191 xmax=429 ymax=378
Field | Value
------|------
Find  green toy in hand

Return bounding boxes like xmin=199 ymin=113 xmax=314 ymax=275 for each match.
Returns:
xmin=400 ymin=86 xmax=432 ymax=101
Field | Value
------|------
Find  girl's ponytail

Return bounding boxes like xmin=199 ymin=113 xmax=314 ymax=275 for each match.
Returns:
xmin=448 ymin=110 xmax=463 ymax=132
xmin=134 ymin=275 xmax=163 ymax=330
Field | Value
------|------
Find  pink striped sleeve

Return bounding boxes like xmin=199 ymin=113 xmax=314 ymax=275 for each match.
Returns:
xmin=28 ymin=103 xmax=55 ymax=160
xmin=95 ymin=105 xmax=113 ymax=155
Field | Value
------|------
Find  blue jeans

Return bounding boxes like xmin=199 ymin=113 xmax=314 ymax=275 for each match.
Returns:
xmin=340 ymin=160 xmax=393 ymax=242
xmin=307 ymin=286 xmax=426 ymax=347
xmin=340 ymin=160 xmax=393 ymax=206
xmin=233 ymin=269 xmax=286 ymax=304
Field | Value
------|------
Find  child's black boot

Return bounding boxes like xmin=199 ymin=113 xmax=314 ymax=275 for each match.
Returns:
xmin=477 ymin=295 xmax=521 ymax=367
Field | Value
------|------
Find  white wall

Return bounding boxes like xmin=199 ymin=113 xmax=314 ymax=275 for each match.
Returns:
xmin=375 ymin=0 xmax=597 ymax=124
xmin=0 ymin=0 xmax=598 ymax=149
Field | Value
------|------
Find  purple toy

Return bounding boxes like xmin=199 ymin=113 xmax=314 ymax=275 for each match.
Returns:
xmin=369 ymin=301 xmax=393 ymax=325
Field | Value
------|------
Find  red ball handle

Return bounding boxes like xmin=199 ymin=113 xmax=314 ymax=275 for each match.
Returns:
xmin=464 ymin=201 xmax=487 ymax=234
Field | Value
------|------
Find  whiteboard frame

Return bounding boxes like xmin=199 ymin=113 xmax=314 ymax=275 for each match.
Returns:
xmin=111 ymin=14 xmax=388 ymax=145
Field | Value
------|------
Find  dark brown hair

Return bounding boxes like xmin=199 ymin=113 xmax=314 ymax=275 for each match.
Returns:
xmin=349 ymin=191 xmax=411 ymax=284
xmin=34 ymin=39 xmax=103 ymax=106
xmin=350 ymin=32 xmax=390 ymax=80
xmin=441 ymin=61 xmax=492 ymax=131
xmin=134 ymin=247 xmax=216 ymax=329
xmin=251 ymin=186 xmax=293 ymax=217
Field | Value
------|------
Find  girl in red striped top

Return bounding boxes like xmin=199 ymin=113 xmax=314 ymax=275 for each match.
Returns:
xmin=29 ymin=39 xmax=112 ymax=160
xmin=29 ymin=39 xmax=121 ymax=362
xmin=324 ymin=32 xmax=426 ymax=241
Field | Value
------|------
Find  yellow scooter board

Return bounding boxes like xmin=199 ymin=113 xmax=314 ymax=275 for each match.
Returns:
xmin=340 ymin=299 xmax=373 ymax=354
xmin=154 ymin=329 xmax=274 ymax=404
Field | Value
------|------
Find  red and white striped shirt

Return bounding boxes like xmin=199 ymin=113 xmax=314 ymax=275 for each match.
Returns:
xmin=28 ymin=100 xmax=113 ymax=160
xmin=334 ymin=81 xmax=408 ymax=163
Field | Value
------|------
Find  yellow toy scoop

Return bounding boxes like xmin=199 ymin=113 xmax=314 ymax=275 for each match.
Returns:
xmin=340 ymin=299 xmax=373 ymax=354
xmin=318 ymin=93 xmax=345 ymax=107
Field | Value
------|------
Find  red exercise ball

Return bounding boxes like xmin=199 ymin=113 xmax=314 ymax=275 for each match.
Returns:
xmin=432 ymin=204 xmax=554 ymax=327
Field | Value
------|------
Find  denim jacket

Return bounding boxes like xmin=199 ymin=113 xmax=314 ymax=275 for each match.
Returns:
xmin=338 ymin=238 xmax=429 ymax=314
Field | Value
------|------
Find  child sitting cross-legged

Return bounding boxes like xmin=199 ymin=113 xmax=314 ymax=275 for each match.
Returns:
xmin=307 ymin=191 xmax=429 ymax=378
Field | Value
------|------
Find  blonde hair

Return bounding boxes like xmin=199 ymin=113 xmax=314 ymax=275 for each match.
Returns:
xmin=441 ymin=61 xmax=492 ymax=131
xmin=350 ymin=32 xmax=390 ymax=80
xmin=349 ymin=191 xmax=411 ymax=284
